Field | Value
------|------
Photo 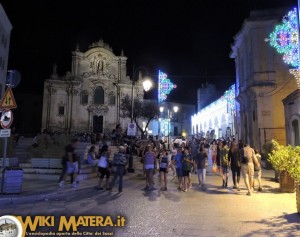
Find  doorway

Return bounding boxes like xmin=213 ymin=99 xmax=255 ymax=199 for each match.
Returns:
xmin=93 ymin=116 xmax=103 ymax=133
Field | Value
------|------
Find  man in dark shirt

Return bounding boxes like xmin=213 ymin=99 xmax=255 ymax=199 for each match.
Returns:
xmin=59 ymin=138 xmax=79 ymax=188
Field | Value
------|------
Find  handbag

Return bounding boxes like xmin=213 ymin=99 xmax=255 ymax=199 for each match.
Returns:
xmin=205 ymin=158 xmax=208 ymax=168
xmin=211 ymin=164 xmax=217 ymax=173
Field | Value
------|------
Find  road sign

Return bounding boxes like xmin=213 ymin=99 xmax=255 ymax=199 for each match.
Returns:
xmin=0 ymin=87 xmax=17 ymax=109
xmin=0 ymin=129 xmax=11 ymax=137
xmin=0 ymin=110 xmax=13 ymax=129
xmin=127 ymin=123 xmax=137 ymax=136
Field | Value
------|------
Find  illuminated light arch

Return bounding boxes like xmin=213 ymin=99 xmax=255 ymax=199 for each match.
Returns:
xmin=268 ymin=7 xmax=300 ymax=88
xmin=160 ymin=118 xmax=170 ymax=136
xmin=191 ymin=84 xmax=236 ymax=137
xmin=158 ymin=70 xmax=177 ymax=103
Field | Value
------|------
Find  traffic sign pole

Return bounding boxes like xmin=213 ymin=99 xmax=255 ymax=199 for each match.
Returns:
xmin=1 ymin=137 xmax=7 ymax=193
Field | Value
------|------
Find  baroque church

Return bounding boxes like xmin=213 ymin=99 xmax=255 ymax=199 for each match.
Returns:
xmin=42 ymin=40 xmax=144 ymax=134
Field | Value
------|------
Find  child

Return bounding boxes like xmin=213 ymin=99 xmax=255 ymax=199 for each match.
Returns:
xmin=253 ymin=149 xmax=263 ymax=191
xmin=159 ymin=150 xmax=170 ymax=191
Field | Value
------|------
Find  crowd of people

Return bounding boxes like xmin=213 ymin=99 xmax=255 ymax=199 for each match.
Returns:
xmin=58 ymin=136 xmax=263 ymax=196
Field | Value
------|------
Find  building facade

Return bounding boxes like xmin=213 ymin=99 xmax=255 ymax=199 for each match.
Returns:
xmin=230 ymin=9 xmax=298 ymax=151
xmin=42 ymin=40 xmax=144 ymax=134
xmin=283 ymin=89 xmax=300 ymax=146
xmin=192 ymin=84 xmax=236 ymax=140
xmin=0 ymin=3 xmax=12 ymax=98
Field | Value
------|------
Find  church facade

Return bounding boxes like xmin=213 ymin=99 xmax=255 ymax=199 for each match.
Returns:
xmin=42 ymin=40 xmax=144 ymax=134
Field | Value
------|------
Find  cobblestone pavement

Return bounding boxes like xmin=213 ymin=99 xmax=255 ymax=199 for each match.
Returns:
xmin=1 ymin=166 xmax=299 ymax=237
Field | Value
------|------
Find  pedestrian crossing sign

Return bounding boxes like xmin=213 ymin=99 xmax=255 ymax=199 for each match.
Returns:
xmin=0 ymin=87 xmax=17 ymax=109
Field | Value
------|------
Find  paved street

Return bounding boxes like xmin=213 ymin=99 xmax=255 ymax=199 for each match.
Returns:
xmin=0 ymin=164 xmax=299 ymax=237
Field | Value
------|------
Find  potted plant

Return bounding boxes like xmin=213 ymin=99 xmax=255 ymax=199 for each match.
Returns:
xmin=284 ymin=145 xmax=300 ymax=214
xmin=268 ymin=139 xmax=296 ymax=193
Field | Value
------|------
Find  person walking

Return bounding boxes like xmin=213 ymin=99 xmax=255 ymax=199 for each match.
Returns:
xmin=143 ymin=145 xmax=156 ymax=191
xmin=216 ymin=139 xmax=223 ymax=174
xmin=196 ymin=143 xmax=208 ymax=190
xmin=182 ymin=146 xmax=193 ymax=192
xmin=220 ymin=141 xmax=230 ymax=188
xmin=241 ymin=143 xmax=260 ymax=196
xmin=253 ymin=148 xmax=263 ymax=191
xmin=159 ymin=149 xmax=170 ymax=191
xmin=59 ymin=138 xmax=80 ymax=188
xmin=190 ymin=138 xmax=199 ymax=174
xmin=174 ymin=147 xmax=183 ymax=190
xmin=210 ymin=139 xmax=217 ymax=165
xmin=108 ymin=146 xmax=127 ymax=193
xmin=96 ymin=145 xmax=111 ymax=190
xmin=228 ymin=142 xmax=241 ymax=191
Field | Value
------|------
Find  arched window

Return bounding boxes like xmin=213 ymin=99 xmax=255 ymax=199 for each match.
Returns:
xmin=292 ymin=119 xmax=300 ymax=146
xmin=80 ymin=90 xmax=88 ymax=105
xmin=94 ymin=86 xmax=104 ymax=104
xmin=109 ymin=94 xmax=116 ymax=105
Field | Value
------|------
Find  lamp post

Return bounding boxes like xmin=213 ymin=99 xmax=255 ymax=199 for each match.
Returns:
xmin=160 ymin=105 xmax=178 ymax=150
xmin=128 ymin=67 xmax=152 ymax=173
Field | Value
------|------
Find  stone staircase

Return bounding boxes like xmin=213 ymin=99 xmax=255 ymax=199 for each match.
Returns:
xmin=13 ymin=137 xmax=33 ymax=163
xmin=15 ymin=141 xmax=102 ymax=181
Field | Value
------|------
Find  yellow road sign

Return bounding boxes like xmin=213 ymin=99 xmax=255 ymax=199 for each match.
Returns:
xmin=0 ymin=87 xmax=17 ymax=109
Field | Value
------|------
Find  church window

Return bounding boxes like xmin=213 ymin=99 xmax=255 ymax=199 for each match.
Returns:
xmin=109 ymin=95 xmax=116 ymax=105
xmin=58 ymin=106 xmax=65 ymax=116
xmin=94 ymin=86 xmax=104 ymax=104
xmin=81 ymin=91 xmax=88 ymax=105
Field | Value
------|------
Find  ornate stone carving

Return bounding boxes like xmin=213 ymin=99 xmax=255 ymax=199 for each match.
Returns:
xmin=87 ymin=105 xmax=109 ymax=117
xmin=88 ymin=39 xmax=113 ymax=52
xmin=47 ymin=85 xmax=57 ymax=95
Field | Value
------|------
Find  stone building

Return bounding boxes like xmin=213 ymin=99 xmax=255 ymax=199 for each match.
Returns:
xmin=230 ymin=8 xmax=298 ymax=151
xmin=0 ymin=3 xmax=12 ymax=98
xmin=283 ymin=89 xmax=300 ymax=146
xmin=42 ymin=40 xmax=144 ymax=134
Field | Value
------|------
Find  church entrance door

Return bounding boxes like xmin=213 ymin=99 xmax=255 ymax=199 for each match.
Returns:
xmin=93 ymin=116 xmax=103 ymax=133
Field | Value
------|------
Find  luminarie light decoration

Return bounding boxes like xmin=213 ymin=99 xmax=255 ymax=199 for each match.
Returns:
xmin=158 ymin=70 xmax=177 ymax=103
xmin=268 ymin=7 xmax=300 ymax=88
xmin=160 ymin=118 xmax=170 ymax=136
xmin=191 ymin=84 xmax=236 ymax=137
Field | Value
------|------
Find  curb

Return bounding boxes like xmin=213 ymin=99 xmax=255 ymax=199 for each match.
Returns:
xmin=0 ymin=169 xmax=145 ymax=205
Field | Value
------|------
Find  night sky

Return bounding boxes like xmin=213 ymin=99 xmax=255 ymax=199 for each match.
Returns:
xmin=1 ymin=0 xmax=297 ymax=104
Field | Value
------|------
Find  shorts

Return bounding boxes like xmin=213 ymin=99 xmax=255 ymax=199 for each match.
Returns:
xmin=145 ymin=168 xmax=154 ymax=176
xmin=66 ymin=161 xmax=79 ymax=174
xmin=176 ymin=168 xmax=183 ymax=177
xmin=98 ymin=167 xmax=110 ymax=179
xmin=222 ymin=166 xmax=229 ymax=173
xmin=254 ymin=169 xmax=261 ymax=179
xmin=160 ymin=168 xmax=168 ymax=173
xmin=241 ymin=163 xmax=254 ymax=179
xmin=145 ymin=164 xmax=155 ymax=169
xmin=182 ymin=170 xmax=190 ymax=177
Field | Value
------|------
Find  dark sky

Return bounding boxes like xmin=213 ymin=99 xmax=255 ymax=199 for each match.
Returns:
xmin=1 ymin=0 xmax=297 ymax=104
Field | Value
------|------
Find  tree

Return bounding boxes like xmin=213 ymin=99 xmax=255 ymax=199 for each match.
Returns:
xmin=120 ymin=95 xmax=159 ymax=138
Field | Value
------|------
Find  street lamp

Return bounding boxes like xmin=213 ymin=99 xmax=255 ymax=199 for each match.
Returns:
xmin=159 ymin=105 xmax=178 ymax=149
xmin=128 ymin=68 xmax=152 ymax=173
